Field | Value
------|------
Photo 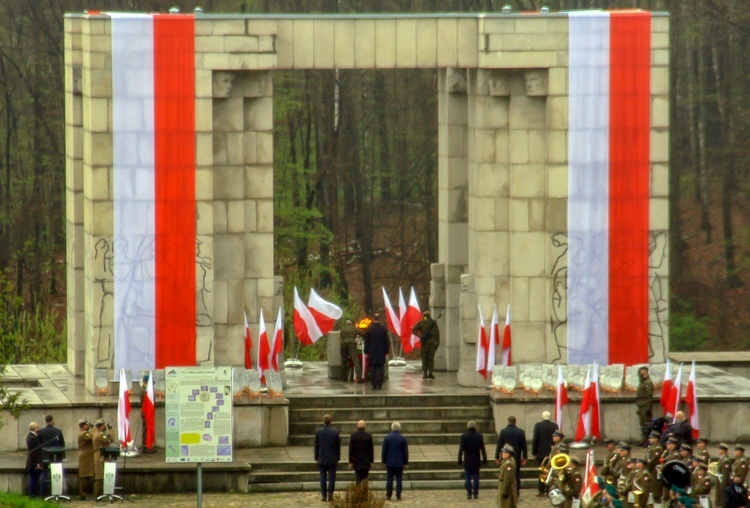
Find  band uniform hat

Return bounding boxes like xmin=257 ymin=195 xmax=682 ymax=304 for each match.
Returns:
xmin=695 ymin=458 xmax=708 ymax=469
xmin=679 ymin=444 xmax=693 ymax=452
xmin=557 ymin=443 xmax=569 ymax=451
xmin=501 ymin=444 xmax=514 ymax=454
xmin=569 ymin=455 xmax=581 ymax=465
xmin=95 ymin=418 xmax=106 ymax=426
xmin=666 ymin=437 xmax=680 ymax=445
xmin=735 ymin=444 xmax=745 ymax=451
xmin=553 ymin=431 xmax=565 ymax=438
xmin=719 ymin=443 xmax=730 ymax=450
xmin=649 ymin=431 xmax=661 ymax=439
xmin=696 ymin=437 xmax=708 ymax=444
xmin=78 ymin=417 xmax=89 ymax=426
xmin=617 ymin=441 xmax=631 ymax=450
xmin=603 ymin=438 xmax=615 ymax=445
xmin=423 ymin=310 xmax=430 ymax=316
xmin=635 ymin=458 xmax=646 ymax=465
xmin=628 ymin=457 xmax=638 ymax=463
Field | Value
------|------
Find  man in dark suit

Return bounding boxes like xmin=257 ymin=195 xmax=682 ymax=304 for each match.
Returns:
xmin=26 ymin=422 xmax=43 ymax=498
xmin=382 ymin=421 xmax=409 ymax=501
xmin=37 ymin=414 xmax=66 ymax=496
xmin=532 ymin=410 xmax=558 ymax=497
xmin=364 ymin=314 xmax=390 ymax=390
xmin=458 ymin=421 xmax=487 ymax=500
xmin=495 ymin=415 xmax=527 ymax=495
xmin=348 ymin=420 xmax=374 ymax=485
xmin=314 ymin=414 xmax=340 ymax=502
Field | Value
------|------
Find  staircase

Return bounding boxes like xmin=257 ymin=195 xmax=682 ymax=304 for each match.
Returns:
xmin=246 ymin=393 xmax=540 ymax=492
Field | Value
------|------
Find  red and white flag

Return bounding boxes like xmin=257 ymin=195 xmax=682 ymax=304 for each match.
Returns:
xmin=142 ymin=370 xmax=155 ymax=450
xmin=111 ymin=13 xmax=197 ymax=373
xmin=659 ymin=359 xmax=673 ymax=415
xmin=475 ymin=306 xmax=490 ymax=379
xmin=243 ymin=311 xmax=253 ymax=370
xmin=669 ymin=363 xmax=683 ymax=421
xmin=575 ymin=364 xmax=601 ymax=441
xmin=567 ymin=11 xmax=652 ymax=366
xmin=487 ymin=305 xmax=500 ymax=375
xmin=555 ymin=365 xmax=569 ymax=431
xmin=501 ymin=304 xmax=512 ymax=367
xmin=307 ymin=288 xmax=343 ymax=335
xmin=683 ymin=361 xmax=699 ymax=439
xmin=117 ymin=368 xmax=131 ymax=448
xmin=581 ymin=449 xmax=601 ymax=505
xmin=270 ymin=308 xmax=284 ymax=372
xmin=400 ymin=287 xmax=421 ymax=353
xmin=293 ymin=287 xmax=323 ymax=345
xmin=256 ymin=309 xmax=271 ymax=384
xmin=382 ymin=287 xmax=401 ymax=337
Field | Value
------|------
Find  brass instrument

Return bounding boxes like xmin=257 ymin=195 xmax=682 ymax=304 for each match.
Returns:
xmin=707 ymin=460 xmax=721 ymax=483
xmin=539 ymin=456 xmax=551 ymax=482
xmin=550 ymin=453 xmax=570 ymax=484
xmin=632 ymin=477 xmax=644 ymax=508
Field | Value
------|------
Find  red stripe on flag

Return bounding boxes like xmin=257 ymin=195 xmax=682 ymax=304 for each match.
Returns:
xmin=153 ymin=15 xmax=196 ymax=368
xmin=608 ymin=12 xmax=650 ymax=365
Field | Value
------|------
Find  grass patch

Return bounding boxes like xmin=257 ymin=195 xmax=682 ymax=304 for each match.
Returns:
xmin=0 ymin=493 xmax=60 ymax=508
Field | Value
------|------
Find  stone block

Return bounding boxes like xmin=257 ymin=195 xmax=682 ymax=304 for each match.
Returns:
xmin=245 ymin=233 xmax=273 ymax=278
xmin=547 ymin=130 xmax=566 ymax=165
xmin=547 ymin=164 xmax=567 ymax=198
xmin=84 ymin=132 xmax=112 ymax=166
xmin=652 ymin=49 xmax=669 ymax=67
xmin=511 ymin=277 xmax=529 ymax=321
xmin=256 ymin=199 xmax=274 ymax=233
xmin=395 ymin=19 xmax=417 ymax=68
xmin=258 ymin=35 xmax=275 ymax=53
xmin=243 ymin=199 xmax=257 ymax=233
xmin=257 ymin=53 xmax=277 ymax=69
xmin=515 ymin=18 xmax=549 ymax=34
xmin=354 ymin=19 xmax=376 ymax=69
xmin=475 ymin=163 xmax=508 ymax=198
xmin=436 ymin=18 xmax=458 ymax=67
xmin=446 ymin=123 xmax=467 ymax=158
xmin=83 ymin=97 xmax=108 ymax=133
xmin=267 ymin=405 xmax=289 ymax=446
xmin=247 ymin=19 xmax=278 ymax=36
xmin=440 ymin=156 xmax=468 ymax=190
xmin=213 ymin=98 xmax=244 ymax=132
xmin=474 ymin=232 xmax=508 ymax=276
xmin=214 ymin=166 xmax=244 ymax=200
xmin=509 ymin=130 xmax=528 ymax=164
xmin=215 ymin=234 xmax=245 ymax=280
xmin=313 ymin=20 xmax=335 ymax=69
xmin=651 ymin=96 xmax=668 ymax=129
xmin=86 ymin=166 xmax=110 ymax=201
xmin=244 ymin=97 xmax=273 ymax=132
xmin=196 ymin=69 xmax=213 ymax=98
xmin=84 ymin=69 xmax=112 ymax=98
xmin=510 ymin=199 xmax=529 ymax=232
xmin=650 ymin=198 xmax=669 ymax=231
xmin=528 ymin=199 xmax=545 ymax=231
xmin=374 ymin=19 xmax=396 ymax=68
xmin=495 ymin=131 xmax=509 ymax=164
xmin=546 ymin=97 xmax=568 ymax=130
xmin=226 ymin=132 xmax=244 ymax=165
xmin=195 ymin=99 xmax=212 ymax=133
xmin=481 ymin=18 xmax=514 ymax=35
xmin=651 ymin=164 xmax=668 ymax=198
xmin=651 ymin=67 xmax=669 ymax=96
xmin=245 ymin=165 xmax=273 ymax=199
xmin=528 ymin=130 xmax=546 ymax=164
xmin=292 ymin=20 xmax=314 ymax=69
xmin=547 ymin=67 xmax=567 ymax=96
xmin=652 ymin=16 xmax=669 ymax=33
xmin=440 ymin=188 xmax=468 ymax=224
xmin=227 ymin=201 xmax=244 ymax=233
xmin=510 ymin=96 xmax=545 ymax=130
xmin=196 ymin=133 xmax=212 ymax=167
xmin=545 ymin=199 xmax=566 ymax=232
xmin=195 ymin=35 xmax=224 ymax=53
xmin=486 ymin=34 xmax=502 ymax=52
xmin=473 ymin=96 xmax=510 ymax=129
xmin=509 ymin=321 xmax=546 ymax=363
xmin=495 ymin=197 xmax=510 ymax=231
xmin=439 ymin=222 xmax=469 ymax=266
xmin=275 ymin=20 xmax=294 ymax=69
xmin=510 ymin=232 xmax=546 ymax=276
xmin=528 ymin=277 xmax=548 ymax=322
xmin=479 ymin=51 xmax=557 ymax=69
xmin=415 ymin=19 xmax=437 ymax=68
xmin=474 ymin=129 xmax=496 ymax=163
xmin=533 ymin=33 xmax=567 ymax=51
xmin=225 ymin=35 xmax=259 ymax=53
xmin=502 ymin=34 xmax=533 ymax=52
xmin=456 ymin=18 xmax=478 ymax=68
xmin=211 ymin=20 xmax=246 ymax=36
xmin=256 ymin=132 xmax=273 ymax=164
xmin=473 ymin=275 xmax=497 ymax=297
xmin=650 ymin=129 xmax=669 ymax=163
xmin=334 ymin=20 xmax=355 ymax=69
xmin=214 ymin=201 xmax=227 ymax=233
xmin=213 ymin=133 xmax=227 ymax=165
xmin=470 ymin=196 xmax=496 ymax=231
xmin=651 ymin=33 xmax=668 ymax=50
xmin=196 ymin=201 xmax=213 ymax=235
xmin=242 ymin=132 xmax=257 ymax=164
xmin=548 ymin=18 xmax=569 ymax=34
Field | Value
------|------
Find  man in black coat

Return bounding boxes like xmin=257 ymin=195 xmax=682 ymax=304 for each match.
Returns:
xmin=724 ymin=473 xmax=749 ymax=508
xmin=532 ymin=410 xmax=558 ymax=497
xmin=364 ymin=314 xmax=390 ymax=390
xmin=382 ymin=422 xmax=409 ymax=501
xmin=26 ymin=422 xmax=43 ymax=498
xmin=314 ymin=414 xmax=341 ymax=502
xmin=348 ymin=420 xmax=374 ymax=484
xmin=37 ymin=414 xmax=66 ymax=495
xmin=458 ymin=421 xmax=487 ymax=500
xmin=495 ymin=415 xmax=527 ymax=495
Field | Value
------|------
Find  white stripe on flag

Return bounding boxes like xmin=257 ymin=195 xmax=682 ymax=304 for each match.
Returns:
xmin=112 ymin=14 xmax=156 ymax=373
xmin=567 ymin=12 xmax=610 ymax=365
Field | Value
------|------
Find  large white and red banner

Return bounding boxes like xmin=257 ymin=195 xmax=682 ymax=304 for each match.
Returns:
xmin=567 ymin=11 xmax=651 ymax=365
xmin=111 ymin=13 xmax=196 ymax=373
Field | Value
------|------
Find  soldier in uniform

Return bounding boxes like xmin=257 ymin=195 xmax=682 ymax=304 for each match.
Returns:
xmin=636 ymin=367 xmax=654 ymax=446
xmin=632 ymin=458 xmax=652 ymax=508
xmin=340 ymin=319 xmax=362 ymax=382
xmin=646 ymin=431 xmax=664 ymax=507
xmin=619 ymin=458 xmax=637 ymax=508
xmin=613 ymin=442 xmax=632 ymax=482
xmin=690 ymin=458 xmax=712 ymax=507
xmin=497 ymin=444 xmax=518 ymax=508
xmin=77 ymin=418 xmax=94 ymax=500
xmin=600 ymin=439 xmax=618 ymax=478
xmin=661 ymin=437 xmax=682 ymax=502
xmin=411 ymin=310 xmax=440 ymax=379
xmin=559 ymin=455 xmax=583 ymax=508
xmin=550 ymin=431 xmax=565 ymax=458
xmin=715 ymin=443 xmax=733 ymax=508
xmin=695 ymin=438 xmax=710 ymax=465
xmin=679 ymin=444 xmax=693 ymax=467
xmin=732 ymin=445 xmax=748 ymax=484
xmin=92 ymin=418 xmax=112 ymax=498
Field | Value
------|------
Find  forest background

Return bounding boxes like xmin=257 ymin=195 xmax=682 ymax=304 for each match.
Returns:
xmin=0 ymin=0 xmax=746 ymax=364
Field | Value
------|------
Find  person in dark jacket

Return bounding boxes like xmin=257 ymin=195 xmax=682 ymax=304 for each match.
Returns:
xmin=382 ymin=422 xmax=409 ymax=501
xmin=37 ymin=414 xmax=66 ymax=494
xmin=673 ymin=411 xmax=694 ymax=445
xmin=724 ymin=473 xmax=749 ymax=508
xmin=364 ymin=314 xmax=390 ymax=390
xmin=314 ymin=414 xmax=341 ymax=502
xmin=495 ymin=415 xmax=527 ymax=496
xmin=532 ymin=410 xmax=558 ymax=496
xmin=26 ymin=422 xmax=43 ymax=498
xmin=458 ymin=421 xmax=487 ymax=500
xmin=348 ymin=420 xmax=374 ymax=484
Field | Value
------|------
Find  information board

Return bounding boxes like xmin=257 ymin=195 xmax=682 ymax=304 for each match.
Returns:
xmin=165 ymin=367 xmax=233 ymax=463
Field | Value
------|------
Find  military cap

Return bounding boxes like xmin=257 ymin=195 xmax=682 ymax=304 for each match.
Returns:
xmin=695 ymin=459 xmax=708 ymax=469
xmin=422 ymin=310 xmax=431 ymax=316
xmin=77 ymin=417 xmax=89 ymax=426
xmin=553 ymin=430 xmax=565 ymax=438
xmin=696 ymin=437 xmax=708 ymax=444
xmin=649 ymin=431 xmax=661 ymax=439
xmin=95 ymin=418 xmax=106 ymax=426
xmin=735 ymin=444 xmax=745 ymax=451
xmin=617 ymin=441 xmax=631 ymax=450
xmin=628 ymin=457 xmax=638 ymax=463
xmin=719 ymin=443 xmax=730 ymax=450
xmin=635 ymin=458 xmax=647 ymax=465
xmin=603 ymin=438 xmax=615 ymax=445
xmin=666 ymin=437 xmax=680 ymax=445
xmin=501 ymin=444 xmax=514 ymax=454
xmin=679 ymin=444 xmax=693 ymax=452
xmin=569 ymin=455 xmax=581 ymax=465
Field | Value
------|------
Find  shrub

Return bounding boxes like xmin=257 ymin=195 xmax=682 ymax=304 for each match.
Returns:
xmin=331 ymin=482 xmax=386 ymax=508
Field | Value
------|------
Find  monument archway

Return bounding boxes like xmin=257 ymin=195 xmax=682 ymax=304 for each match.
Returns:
xmin=64 ymin=11 xmax=669 ymax=391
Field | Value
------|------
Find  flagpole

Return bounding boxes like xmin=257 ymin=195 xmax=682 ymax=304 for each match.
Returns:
xmin=388 ymin=331 xmax=406 ymax=367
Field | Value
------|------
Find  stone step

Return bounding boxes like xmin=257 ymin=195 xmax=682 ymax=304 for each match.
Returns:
xmin=289 ymin=433 xmax=469 ymax=447
xmin=248 ymin=468 xmax=500 ymax=483
xmin=246 ymin=478 xmax=539 ymax=493
xmin=289 ymin=419 xmax=496 ymax=436
xmin=289 ymin=406 xmax=493 ymax=422
xmin=248 ymin=460 xmax=537 ymax=474
xmin=288 ymin=394 xmax=490 ymax=409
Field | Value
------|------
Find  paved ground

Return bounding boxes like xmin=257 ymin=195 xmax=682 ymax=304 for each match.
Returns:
xmin=61 ymin=488 xmax=550 ymax=507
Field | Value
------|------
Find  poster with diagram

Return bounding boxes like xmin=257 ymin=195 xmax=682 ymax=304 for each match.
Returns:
xmin=165 ymin=367 xmax=233 ymax=463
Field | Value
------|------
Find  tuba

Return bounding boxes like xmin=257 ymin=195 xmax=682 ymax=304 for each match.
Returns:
xmin=539 ymin=456 xmax=551 ymax=482
xmin=550 ymin=453 xmax=570 ymax=484
xmin=707 ymin=461 xmax=722 ymax=484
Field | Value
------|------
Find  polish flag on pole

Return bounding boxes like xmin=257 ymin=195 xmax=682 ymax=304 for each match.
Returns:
xmin=382 ymin=287 xmax=401 ymax=337
xmin=406 ymin=287 xmax=422 ymax=351
xmin=475 ymin=306 xmax=489 ymax=379
xmin=669 ymin=363 xmax=683 ymax=421
xmin=293 ymin=287 xmax=323 ymax=345
xmin=659 ymin=359 xmax=673 ymax=415
xmin=270 ymin=308 xmax=284 ymax=372
xmin=501 ymin=304 xmax=512 ymax=366
xmin=257 ymin=309 xmax=271 ymax=384
xmin=142 ymin=370 xmax=155 ymax=450
xmin=575 ymin=364 xmax=601 ymax=441
xmin=581 ymin=449 xmax=601 ymax=505
xmin=684 ymin=361 xmax=699 ymax=439
xmin=555 ymin=365 xmax=569 ymax=431
xmin=487 ymin=305 xmax=499 ymax=375
xmin=307 ymin=288 xmax=343 ymax=335
xmin=243 ymin=311 xmax=253 ymax=370
xmin=117 ymin=368 xmax=131 ymax=448
xmin=397 ymin=289 xmax=410 ymax=353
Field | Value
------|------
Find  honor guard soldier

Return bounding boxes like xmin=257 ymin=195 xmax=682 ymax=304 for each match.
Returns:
xmin=636 ymin=367 xmax=654 ymax=446
xmin=560 ymin=455 xmax=583 ymax=508
xmin=661 ymin=437 xmax=682 ymax=502
xmin=497 ymin=444 xmax=518 ymax=508
xmin=715 ymin=443 xmax=733 ymax=508
xmin=647 ymin=431 xmax=664 ymax=506
xmin=679 ymin=444 xmax=693 ymax=467
xmin=600 ymin=439 xmax=618 ymax=478
xmin=92 ymin=419 xmax=112 ymax=499
xmin=690 ymin=458 xmax=712 ymax=508
xmin=77 ymin=418 xmax=94 ymax=500
xmin=695 ymin=438 xmax=710 ymax=465
xmin=732 ymin=445 xmax=748 ymax=484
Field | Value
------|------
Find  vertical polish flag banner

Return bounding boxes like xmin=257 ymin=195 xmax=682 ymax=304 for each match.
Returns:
xmin=501 ymin=304 xmax=512 ymax=367
xmin=142 ymin=370 xmax=156 ymax=451
xmin=659 ymin=359 xmax=673 ymax=415
xmin=117 ymin=368 xmax=131 ymax=448
xmin=684 ymin=361 xmax=699 ymax=439
xmin=382 ymin=287 xmax=401 ymax=337
xmin=669 ymin=363 xmax=683 ymax=420
xmin=307 ymin=288 xmax=343 ymax=335
xmin=487 ymin=305 xmax=500 ymax=375
xmin=475 ymin=306 xmax=489 ymax=379
xmin=256 ymin=309 xmax=271 ymax=384
xmin=244 ymin=311 xmax=253 ymax=370
xmin=567 ymin=11 xmax=651 ymax=365
xmin=555 ymin=365 xmax=569 ymax=431
xmin=270 ymin=308 xmax=284 ymax=372
xmin=111 ymin=13 xmax=196 ymax=373
xmin=575 ymin=364 xmax=601 ymax=441
xmin=293 ymin=287 xmax=323 ymax=345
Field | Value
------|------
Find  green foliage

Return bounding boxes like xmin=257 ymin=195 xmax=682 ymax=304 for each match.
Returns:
xmin=0 ymin=492 xmax=59 ymax=508
xmin=331 ymin=482 xmax=386 ymax=508
xmin=669 ymin=300 xmax=709 ymax=352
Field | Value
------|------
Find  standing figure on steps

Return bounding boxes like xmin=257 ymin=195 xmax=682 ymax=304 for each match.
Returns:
xmin=412 ymin=310 xmax=440 ymax=379
xmin=497 ymin=444 xmax=518 ymax=508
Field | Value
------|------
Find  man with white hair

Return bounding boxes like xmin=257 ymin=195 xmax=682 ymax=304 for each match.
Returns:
xmin=532 ymin=410 xmax=558 ymax=497
xmin=382 ymin=422 xmax=409 ymax=501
